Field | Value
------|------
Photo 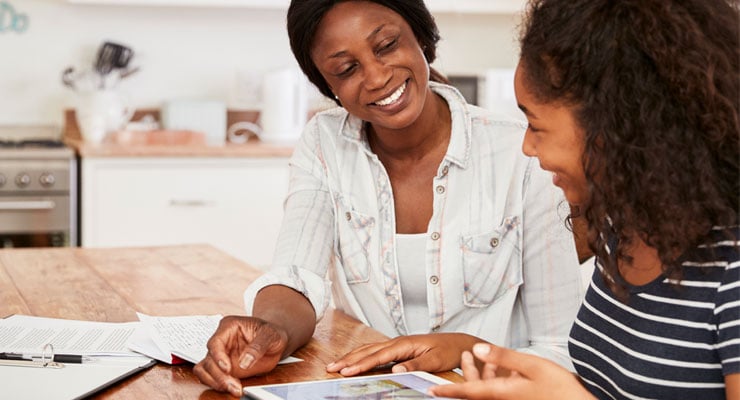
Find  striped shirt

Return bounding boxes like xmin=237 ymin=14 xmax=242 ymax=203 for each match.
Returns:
xmin=244 ymin=82 xmax=585 ymax=369
xmin=570 ymin=226 xmax=740 ymax=399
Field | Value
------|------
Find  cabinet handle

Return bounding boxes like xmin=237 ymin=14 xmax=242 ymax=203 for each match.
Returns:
xmin=0 ymin=200 xmax=56 ymax=210
xmin=168 ymin=199 xmax=215 ymax=207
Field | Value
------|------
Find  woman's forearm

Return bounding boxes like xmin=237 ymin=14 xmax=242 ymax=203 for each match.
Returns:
xmin=253 ymin=285 xmax=317 ymax=358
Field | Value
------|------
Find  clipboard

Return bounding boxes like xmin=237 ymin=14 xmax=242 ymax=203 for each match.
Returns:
xmin=0 ymin=314 xmax=156 ymax=400
xmin=0 ymin=352 xmax=156 ymax=400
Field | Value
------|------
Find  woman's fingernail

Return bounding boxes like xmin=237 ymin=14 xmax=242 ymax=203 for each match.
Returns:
xmin=327 ymin=362 xmax=336 ymax=369
xmin=227 ymin=382 xmax=241 ymax=397
xmin=218 ymin=360 xmax=229 ymax=371
xmin=473 ymin=343 xmax=491 ymax=356
xmin=239 ymin=353 xmax=255 ymax=370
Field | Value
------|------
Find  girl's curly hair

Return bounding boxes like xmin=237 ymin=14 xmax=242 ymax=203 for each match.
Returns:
xmin=518 ymin=0 xmax=740 ymax=297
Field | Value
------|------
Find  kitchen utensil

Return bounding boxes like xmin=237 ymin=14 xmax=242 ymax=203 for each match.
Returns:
xmin=62 ymin=67 xmax=76 ymax=90
xmin=95 ymin=41 xmax=134 ymax=76
xmin=61 ymin=68 xmax=102 ymax=92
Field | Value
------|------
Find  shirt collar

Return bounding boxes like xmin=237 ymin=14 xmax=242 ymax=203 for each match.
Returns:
xmin=339 ymin=82 xmax=472 ymax=168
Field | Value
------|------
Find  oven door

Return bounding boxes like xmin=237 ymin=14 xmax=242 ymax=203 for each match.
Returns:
xmin=0 ymin=194 xmax=72 ymax=248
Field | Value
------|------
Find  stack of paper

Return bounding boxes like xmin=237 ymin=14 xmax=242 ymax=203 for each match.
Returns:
xmin=128 ymin=312 xmax=223 ymax=364
xmin=127 ymin=313 xmax=302 ymax=366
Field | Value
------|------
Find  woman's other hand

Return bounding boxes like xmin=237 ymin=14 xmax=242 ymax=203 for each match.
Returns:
xmin=326 ymin=333 xmax=479 ymax=376
xmin=428 ymin=343 xmax=594 ymax=400
xmin=193 ymin=315 xmax=288 ymax=397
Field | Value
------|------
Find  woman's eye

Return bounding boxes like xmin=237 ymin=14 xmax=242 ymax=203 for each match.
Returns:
xmin=527 ymin=123 xmax=541 ymax=133
xmin=376 ymin=38 xmax=398 ymax=55
xmin=336 ymin=63 xmax=357 ymax=78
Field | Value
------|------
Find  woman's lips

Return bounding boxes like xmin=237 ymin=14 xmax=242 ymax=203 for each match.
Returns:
xmin=374 ymin=80 xmax=407 ymax=107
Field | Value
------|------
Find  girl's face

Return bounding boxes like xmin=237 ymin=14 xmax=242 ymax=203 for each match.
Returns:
xmin=514 ymin=62 xmax=590 ymax=205
xmin=310 ymin=1 xmax=430 ymax=131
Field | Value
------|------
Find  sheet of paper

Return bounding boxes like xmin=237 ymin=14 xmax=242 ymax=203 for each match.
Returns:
xmin=131 ymin=313 xmax=302 ymax=365
xmin=135 ymin=313 xmax=223 ymax=364
xmin=0 ymin=315 xmax=141 ymax=356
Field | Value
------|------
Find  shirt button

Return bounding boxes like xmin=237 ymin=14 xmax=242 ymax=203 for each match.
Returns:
xmin=429 ymin=275 xmax=439 ymax=285
xmin=435 ymin=185 xmax=445 ymax=194
xmin=345 ymin=212 xmax=352 ymax=221
xmin=441 ymin=165 xmax=449 ymax=177
xmin=490 ymin=237 xmax=500 ymax=248
xmin=430 ymin=232 xmax=440 ymax=240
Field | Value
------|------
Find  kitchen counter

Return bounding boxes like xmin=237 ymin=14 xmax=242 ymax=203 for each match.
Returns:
xmin=66 ymin=138 xmax=295 ymax=158
xmin=63 ymin=108 xmax=295 ymax=158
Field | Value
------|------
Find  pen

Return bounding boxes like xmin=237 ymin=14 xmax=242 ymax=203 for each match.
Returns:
xmin=0 ymin=352 xmax=94 ymax=364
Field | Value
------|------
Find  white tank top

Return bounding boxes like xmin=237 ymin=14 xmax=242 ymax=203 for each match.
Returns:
xmin=395 ymin=233 xmax=430 ymax=334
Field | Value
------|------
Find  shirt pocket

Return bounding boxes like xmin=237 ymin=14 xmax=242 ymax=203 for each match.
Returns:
xmin=460 ymin=216 xmax=522 ymax=307
xmin=336 ymin=205 xmax=376 ymax=284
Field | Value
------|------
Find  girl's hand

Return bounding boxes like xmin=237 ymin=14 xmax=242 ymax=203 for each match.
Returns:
xmin=428 ymin=343 xmax=595 ymax=400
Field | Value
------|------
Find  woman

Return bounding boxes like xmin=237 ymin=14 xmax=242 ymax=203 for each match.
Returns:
xmin=194 ymin=0 xmax=583 ymax=396
xmin=430 ymin=0 xmax=740 ymax=399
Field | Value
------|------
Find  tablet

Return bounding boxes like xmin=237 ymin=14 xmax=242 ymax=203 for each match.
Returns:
xmin=242 ymin=371 xmax=456 ymax=400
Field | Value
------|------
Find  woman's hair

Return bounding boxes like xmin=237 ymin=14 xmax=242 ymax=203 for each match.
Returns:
xmin=519 ymin=0 xmax=740 ymax=295
xmin=287 ymin=0 xmax=447 ymax=106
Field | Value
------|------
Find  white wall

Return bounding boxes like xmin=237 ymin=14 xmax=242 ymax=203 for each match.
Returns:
xmin=1 ymin=0 xmax=520 ymax=126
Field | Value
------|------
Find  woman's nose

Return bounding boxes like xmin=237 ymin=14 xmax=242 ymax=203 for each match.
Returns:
xmin=363 ymin=60 xmax=392 ymax=91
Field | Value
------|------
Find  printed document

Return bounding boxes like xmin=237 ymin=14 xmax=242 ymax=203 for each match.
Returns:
xmin=0 ymin=314 xmax=140 ymax=356
xmin=129 ymin=313 xmax=302 ymax=365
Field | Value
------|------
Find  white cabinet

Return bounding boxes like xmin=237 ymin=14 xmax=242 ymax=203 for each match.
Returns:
xmin=81 ymin=157 xmax=289 ymax=269
xmin=66 ymin=0 xmax=525 ymax=14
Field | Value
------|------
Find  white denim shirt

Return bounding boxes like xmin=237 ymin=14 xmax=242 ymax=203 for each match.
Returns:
xmin=244 ymin=82 xmax=585 ymax=369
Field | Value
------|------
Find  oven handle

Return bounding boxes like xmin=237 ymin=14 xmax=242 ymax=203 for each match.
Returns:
xmin=0 ymin=200 xmax=56 ymax=211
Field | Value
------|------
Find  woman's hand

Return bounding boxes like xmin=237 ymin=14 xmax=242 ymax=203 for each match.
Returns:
xmin=428 ymin=343 xmax=594 ymax=400
xmin=326 ymin=333 xmax=480 ymax=376
xmin=193 ymin=315 xmax=289 ymax=397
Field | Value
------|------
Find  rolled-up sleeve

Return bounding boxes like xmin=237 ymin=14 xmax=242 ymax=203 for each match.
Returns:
xmin=516 ymin=158 xmax=585 ymax=370
xmin=244 ymin=120 xmax=336 ymax=321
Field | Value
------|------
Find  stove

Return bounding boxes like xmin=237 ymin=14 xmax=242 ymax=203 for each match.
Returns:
xmin=0 ymin=126 xmax=77 ymax=248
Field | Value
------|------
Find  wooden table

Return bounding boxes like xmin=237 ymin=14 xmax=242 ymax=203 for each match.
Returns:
xmin=0 ymin=244 xmax=461 ymax=399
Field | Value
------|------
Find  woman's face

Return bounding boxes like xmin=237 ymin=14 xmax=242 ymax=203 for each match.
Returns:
xmin=310 ymin=1 xmax=430 ymax=130
xmin=514 ymin=62 xmax=590 ymax=205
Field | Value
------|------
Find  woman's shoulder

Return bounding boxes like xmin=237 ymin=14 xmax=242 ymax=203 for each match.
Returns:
xmin=307 ymin=106 xmax=350 ymax=131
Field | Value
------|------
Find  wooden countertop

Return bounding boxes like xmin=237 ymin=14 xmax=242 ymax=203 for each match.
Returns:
xmin=0 ymin=244 xmax=462 ymax=399
xmin=67 ymin=138 xmax=296 ymax=158
xmin=63 ymin=108 xmax=295 ymax=158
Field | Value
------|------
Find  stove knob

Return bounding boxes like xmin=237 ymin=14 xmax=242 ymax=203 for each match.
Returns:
xmin=39 ymin=173 xmax=56 ymax=188
xmin=15 ymin=173 xmax=31 ymax=188
xmin=0 ymin=174 xmax=5 ymax=187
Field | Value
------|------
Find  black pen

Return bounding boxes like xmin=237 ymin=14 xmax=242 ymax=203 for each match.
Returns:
xmin=0 ymin=352 xmax=94 ymax=364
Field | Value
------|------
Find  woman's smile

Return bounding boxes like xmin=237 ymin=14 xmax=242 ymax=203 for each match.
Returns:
xmin=372 ymin=79 xmax=407 ymax=107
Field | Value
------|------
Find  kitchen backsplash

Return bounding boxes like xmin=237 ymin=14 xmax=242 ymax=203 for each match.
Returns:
xmin=2 ymin=1 xmax=520 ymax=127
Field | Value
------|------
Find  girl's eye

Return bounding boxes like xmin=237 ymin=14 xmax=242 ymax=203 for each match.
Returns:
xmin=527 ymin=123 xmax=541 ymax=133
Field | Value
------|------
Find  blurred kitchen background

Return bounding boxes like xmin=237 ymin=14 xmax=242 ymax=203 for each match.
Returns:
xmin=1 ymin=0 xmax=524 ymax=126
xmin=0 ymin=0 xmax=527 ymax=269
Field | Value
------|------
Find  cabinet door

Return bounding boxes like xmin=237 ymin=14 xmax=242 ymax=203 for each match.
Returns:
xmin=81 ymin=157 xmax=289 ymax=268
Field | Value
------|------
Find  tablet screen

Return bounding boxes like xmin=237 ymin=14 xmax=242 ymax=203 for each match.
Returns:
xmin=243 ymin=371 xmax=454 ymax=400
